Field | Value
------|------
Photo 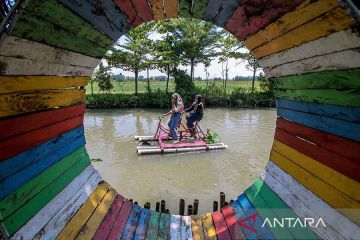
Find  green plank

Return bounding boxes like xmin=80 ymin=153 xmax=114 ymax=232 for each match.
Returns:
xmin=274 ymin=68 xmax=360 ymax=90
xmin=178 ymin=0 xmax=192 ymax=18
xmin=145 ymin=211 xmax=160 ymax=240
xmin=251 ymin=179 xmax=318 ymax=240
xmin=192 ymin=0 xmax=209 ymax=19
xmin=274 ymin=89 xmax=360 ymax=107
xmin=1 ymin=154 xmax=90 ymax=236
xmin=0 ymin=147 xmax=87 ymax=220
xmin=157 ymin=213 xmax=170 ymax=240
xmin=10 ymin=11 xmax=109 ymax=58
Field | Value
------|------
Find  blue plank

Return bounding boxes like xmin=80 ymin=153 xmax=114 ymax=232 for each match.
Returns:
xmin=213 ymin=0 xmax=241 ymax=27
xmin=0 ymin=136 xmax=85 ymax=200
xmin=134 ymin=208 xmax=151 ymax=240
xmin=0 ymin=126 xmax=84 ymax=182
xmin=203 ymin=0 xmax=223 ymax=21
xmin=58 ymin=0 xmax=130 ymax=40
xmin=276 ymin=98 xmax=360 ymax=123
xmin=277 ymin=108 xmax=360 ymax=142
xmin=121 ymin=204 xmax=142 ymax=240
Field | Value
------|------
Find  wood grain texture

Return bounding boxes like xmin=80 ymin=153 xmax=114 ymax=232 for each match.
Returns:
xmin=92 ymin=195 xmax=125 ymax=240
xmin=265 ymin=48 xmax=360 ymax=78
xmin=191 ymin=216 xmax=205 ymax=240
xmin=157 ymin=213 xmax=170 ymax=240
xmin=55 ymin=182 xmax=110 ymax=240
xmin=150 ymin=0 xmax=166 ymax=20
xmin=181 ymin=216 xmax=193 ymax=240
xmin=107 ymin=199 xmax=133 ymax=240
xmin=170 ymin=215 xmax=181 ymax=240
xmin=113 ymin=0 xmax=143 ymax=27
xmin=164 ymin=0 xmax=178 ymax=18
xmin=120 ymin=204 xmax=142 ymax=240
xmin=259 ymin=29 xmax=360 ymax=69
xmin=245 ymin=0 xmax=339 ymax=50
xmin=270 ymin=149 xmax=360 ymax=225
xmin=144 ymin=211 xmax=160 ymax=240
xmin=221 ymin=205 xmax=244 ymax=240
xmin=201 ymin=213 xmax=217 ymax=240
xmin=230 ymin=199 xmax=258 ymax=240
xmin=251 ymin=7 xmax=355 ymax=58
xmin=75 ymin=188 xmax=117 ymax=239
xmin=213 ymin=0 xmax=241 ymax=27
xmin=211 ymin=211 xmax=231 ymax=240
xmin=134 ymin=208 xmax=151 ymax=240
xmin=266 ymin=161 xmax=360 ymax=240
xmin=12 ymin=166 xmax=101 ymax=240
xmin=131 ymin=0 xmax=154 ymax=22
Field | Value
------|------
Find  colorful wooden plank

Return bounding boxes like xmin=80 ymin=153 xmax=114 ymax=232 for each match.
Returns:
xmin=107 ymin=199 xmax=133 ymax=240
xmin=150 ymin=0 xmax=166 ymax=20
xmin=201 ymin=213 xmax=217 ymax=240
xmin=245 ymin=0 xmax=339 ymax=50
xmin=270 ymin=149 xmax=360 ymax=225
xmin=113 ymin=0 xmax=143 ymax=27
xmin=157 ymin=213 xmax=171 ymax=240
xmin=191 ymin=216 xmax=205 ymax=240
xmin=203 ymin=0 xmax=222 ymax=21
xmin=1 ymin=154 xmax=90 ymax=236
xmin=0 ymin=114 xmax=84 ymax=160
xmin=55 ymin=182 xmax=110 ymax=240
xmin=265 ymin=48 xmax=360 ymax=78
xmin=230 ymin=200 xmax=257 ymax=240
xmin=131 ymin=0 xmax=154 ymax=22
xmin=145 ymin=211 xmax=160 ymax=240
xmin=58 ymin=0 xmax=130 ymax=40
xmin=213 ymin=0 xmax=241 ymax=27
xmin=221 ymin=205 xmax=244 ymax=240
xmin=13 ymin=166 xmax=101 ymax=240
xmin=276 ymin=117 xmax=360 ymax=163
xmin=0 ymin=89 xmax=85 ymax=118
xmin=192 ymin=0 xmax=208 ymax=19
xmin=277 ymin=107 xmax=360 ymax=142
xmin=0 ymin=147 xmax=88 ymax=219
xmin=134 ymin=208 xmax=151 ymax=240
xmin=170 ymin=215 xmax=181 ymax=240
xmin=92 ymin=195 xmax=125 ymax=240
xmin=164 ymin=0 xmax=178 ymax=18
xmin=76 ymin=188 xmax=117 ymax=239
xmin=251 ymin=7 xmax=355 ymax=58
xmin=259 ymin=29 xmax=360 ymax=69
xmin=266 ymin=161 xmax=360 ymax=240
xmin=120 ymin=204 xmax=142 ymax=240
xmin=181 ymin=216 xmax=193 ymax=240
xmin=211 ymin=211 xmax=231 ymax=240
xmin=262 ymin=169 xmax=345 ymax=240
xmin=0 ymin=75 xmax=87 ymax=93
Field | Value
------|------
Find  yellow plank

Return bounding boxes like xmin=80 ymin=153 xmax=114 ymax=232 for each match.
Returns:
xmin=0 ymin=76 xmax=89 ymax=94
xmin=250 ymin=7 xmax=354 ymax=59
xmin=201 ymin=213 xmax=217 ymax=240
xmin=273 ymin=140 xmax=360 ymax=202
xmin=191 ymin=216 xmax=205 ymax=240
xmin=56 ymin=182 xmax=110 ymax=240
xmin=0 ymin=89 xmax=85 ymax=117
xmin=75 ymin=188 xmax=117 ymax=240
xmin=164 ymin=0 xmax=178 ymax=18
xmin=150 ymin=0 xmax=166 ymax=20
xmin=245 ymin=0 xmax=339 ymax=50
xmin=270 ymin=149 xmax=360 ymax=225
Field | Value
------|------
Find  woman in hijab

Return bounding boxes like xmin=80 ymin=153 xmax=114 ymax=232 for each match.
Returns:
xmin=163 ymin=93 xmax=184 ymax=142
xmin=185 ymin=94 xmax=204 ymax=138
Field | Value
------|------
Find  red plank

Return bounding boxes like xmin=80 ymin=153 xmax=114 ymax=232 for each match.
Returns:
xmin=212 ymin=211 xmax=232 ymax=240
xmin=0 ymin=103 xmax=85 ymax=141
xmin=225 ymin=0 xmax=303 ymax=40
xmin=276 ymin=117 xmax=360 ymax=164
xmin=0 ymin=115 xmax=84 ymax=160
xmin=114 ymin=0 xmax=144 ymax=27
xmin=222 ymin=205 xmax=245 ymax=240
xmin=131 ymin=0 xmax=154 ymax=22
xmin=107 ymin=199 xmax=133 ymax=240
xmin=93 ymin=195 xmax=125 ymax=240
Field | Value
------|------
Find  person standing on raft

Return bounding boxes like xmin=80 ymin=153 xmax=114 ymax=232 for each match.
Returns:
xmin=186 ymin=94 xmax=204 ymax=138
xmin=163 ymin=93 xmax=184 ymax=143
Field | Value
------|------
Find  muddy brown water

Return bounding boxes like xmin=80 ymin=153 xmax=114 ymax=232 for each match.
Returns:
xmin=85 ymin=108 xmax=276 ymax=214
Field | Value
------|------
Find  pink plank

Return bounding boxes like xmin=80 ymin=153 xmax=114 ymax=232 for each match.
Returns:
xmin=107 ymin=199 xmax=133 ymax=240
xmin=114 ymin=0 xmax=144 ymax=27
xmin=212 ymin=211 xmax=232 ymax=240
xmin=159 ymin=140 xmax=207 ymax=149
xmin=93 ymin=195 xmax=125 ymax=240
xmin=222 ymin=205 xmax=245 ymax=239
xmin=131 ymin=0 xmax=154 ymax=22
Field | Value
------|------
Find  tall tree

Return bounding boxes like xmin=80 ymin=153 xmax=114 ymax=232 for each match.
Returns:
xmin=93 ymin=62 xmax=113 ymax=92
xmin=244 ymin=54 xmax=260 ymax=92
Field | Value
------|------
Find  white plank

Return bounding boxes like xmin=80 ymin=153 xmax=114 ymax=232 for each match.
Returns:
xmin=265 ymin=161 xmax=360 ymax=240
xmin=170 ymin=215 xmax=181 ymax=240
xmin=31 ymin=169 xmax=102 ymax=240
xmin=10 ymin=166 xmax=101 ymax=240
xmin=259 ymin=29 xmax=360 ymax=69
xmin=264 ymin=48 xmax=360 ymax=78
xmin=181 ymin=216 xmax=193 ymax=240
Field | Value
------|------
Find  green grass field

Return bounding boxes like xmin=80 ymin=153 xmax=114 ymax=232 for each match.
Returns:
xmin=85 ymin=80 xmax=259 ymax=94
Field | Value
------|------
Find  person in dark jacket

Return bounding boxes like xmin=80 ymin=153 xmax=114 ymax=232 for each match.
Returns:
xmin=185 ymin=94 xmax=204 ymax=138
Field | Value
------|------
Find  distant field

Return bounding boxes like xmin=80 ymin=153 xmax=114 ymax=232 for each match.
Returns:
xmin=85 ymin=80 xmax=259 ymax=94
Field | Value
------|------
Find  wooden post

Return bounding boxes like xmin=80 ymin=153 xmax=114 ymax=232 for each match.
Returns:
xmin=161 ymin=200 xmax=166 ymax=213
xmin=134 ymin=201 xmax=138 ymax=205
xmin=193 ymin=199 xmax=199 ymax=215
xmin=129 ymin=199 xmax=133 ymax=203
xmin=187 ymin=205 xmax=193 ymax=216
xmin=230 ymin=199 xmax=234 ymax=204
xmin=213 ymin=201 xmax=218 ymax=211
xmin=224 ymin=201 xmax=229 ymax=207
xmin=144 ymin=202 xmax=150 ymax=209
xmin=179 ymin=199 xmax=185 ymax=215
xmin=220 ymin=192 xmax=225 ymax=209
xmin=156 ymin=202 xmax=160 ymax=212
xmin=165 ymin=209 xmax=170 ymax=214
